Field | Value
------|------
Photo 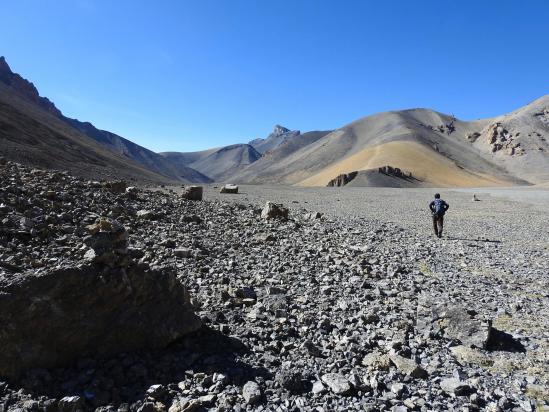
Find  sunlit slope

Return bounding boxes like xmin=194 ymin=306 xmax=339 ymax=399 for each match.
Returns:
xmin=298 ymin=141 xmax=514 ymax=187
xmin=231 ymin=108 xmax=528 ymax=186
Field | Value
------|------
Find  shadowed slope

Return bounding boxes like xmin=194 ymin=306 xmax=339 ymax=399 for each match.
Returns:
xmin=0 ymin=84 xmax=172 ymax=183
xmin=0 ymin=56 xmax=210 ymax=183
xmin=190 ymin=144 xmax=261 ymax=182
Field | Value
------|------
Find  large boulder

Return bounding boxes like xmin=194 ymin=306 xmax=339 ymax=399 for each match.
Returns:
xmin=0 ymin=220 xmax=202 ymax=378
xmin=260 ymin=201 xmax=289 ymax=220
xmin=0 ymin=263 xmax=202 ymax=378
xmin=102 ymin=181 xmax=127 ymax=194
xmin=416 ymin=295 xmax=492 ymax=348
xmin=182 ymin=186 xmax=203 ymax=201
xmin=220 ymin=184 xmax=238 ymax=194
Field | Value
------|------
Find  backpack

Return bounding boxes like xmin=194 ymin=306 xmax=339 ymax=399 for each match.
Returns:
xmin=433 ymin=199 xmax=445 ymax=216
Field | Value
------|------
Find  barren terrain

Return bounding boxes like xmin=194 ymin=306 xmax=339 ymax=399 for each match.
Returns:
xmin=2 ymin=163 xmax=549 ymax=411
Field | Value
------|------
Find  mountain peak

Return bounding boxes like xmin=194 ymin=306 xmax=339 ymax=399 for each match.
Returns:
xmin=0 ymin=56 xmax=62 ymax=117
xmin=0 ymin=56 xmax=11 ymax=73
xmin=272 ymin=125 xmax=290 ymax=136
xmin=0 ymin=56 xmax=14 ymax=82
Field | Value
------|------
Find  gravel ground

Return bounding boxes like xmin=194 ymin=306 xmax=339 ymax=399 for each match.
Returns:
xmin=2 ymin=165 xmax=549 ymax=412
xmin=191 ymin=184 xmax=549 ymax=250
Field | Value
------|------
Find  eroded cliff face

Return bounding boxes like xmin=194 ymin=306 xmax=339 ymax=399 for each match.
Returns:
xmin=327 ymin=171 xmax=359 ymax=187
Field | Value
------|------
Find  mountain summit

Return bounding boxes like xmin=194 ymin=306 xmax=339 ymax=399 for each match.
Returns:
xmin=249 ymin=124 xmax=301 ymax=154
xmin=272 ymin=124 xmax=291 ymax=136
xmin=0 ymin=56 xmax=61 ymax=117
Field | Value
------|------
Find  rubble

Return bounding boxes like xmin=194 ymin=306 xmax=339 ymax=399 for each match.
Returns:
xmin=0 ymin=160 xmax=548 ymax=411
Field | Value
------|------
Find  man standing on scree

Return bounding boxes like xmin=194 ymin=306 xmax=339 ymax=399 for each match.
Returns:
xmin=429 ymin=193 xmax=449 ymax=238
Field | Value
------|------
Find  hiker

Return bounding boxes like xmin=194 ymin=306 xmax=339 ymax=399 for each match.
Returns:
xmin=429 ymin=193 xmax=449 ymax=238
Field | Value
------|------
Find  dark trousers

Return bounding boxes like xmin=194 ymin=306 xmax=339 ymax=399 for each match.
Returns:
xmin=432 ymin=214 xmax=444 ymax=236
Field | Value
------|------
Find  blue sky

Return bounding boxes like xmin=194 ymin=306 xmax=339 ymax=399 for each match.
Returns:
xmin=1 ymin=0 xmax=548 ymax=152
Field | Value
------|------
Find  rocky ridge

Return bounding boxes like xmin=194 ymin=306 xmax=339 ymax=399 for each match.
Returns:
xmin=249 ymin=125 xmax=301 ymax=155
xmin=1 ymin=159 xmax=548 ymax=411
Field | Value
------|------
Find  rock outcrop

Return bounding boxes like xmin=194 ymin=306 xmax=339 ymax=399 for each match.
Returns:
xmin=260 ymin=201 xmax=289 ymax=220
xmin=220 ymin=184 xmax=238 ymax=194
xmin=0 ymin=260 xmax=201 ymax=378
xmin=327 ymin=167 xmax=415 ymax=187
xmin=181 ymin=185 xmax=203 ymax=201
xmin=482 ymin=122 xmax=524 ymax=155
xmin=0 ymin=56 xmax=61 ymax=117
xmin=327 ymin=171 xmax=358 ymax=187
xmin=416 ymin=296 xmax=492 ymax=348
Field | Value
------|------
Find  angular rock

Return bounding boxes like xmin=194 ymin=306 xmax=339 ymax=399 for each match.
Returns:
xmin=84 ymin=218 xmax=129 ymax=266
xmin=220 ymin=184 xmax=238 ymax=194
xmin=450 ymin=345 xmax=494 ymax=367
xmin=440 ymin=378 xmax=473 ymax=396
xmin=275 ymin=368 xmax=303 ymax=393
xmin=174 ymin=248 xmax=193 ymax=258
xmin=242 ymin=381 xmax=261 ymax=404
xmin=362 ymin=351 xmax=391 ymax=370
xmin=125 ymin=186 xmax=139 ymax=199
xmin=321 ymin=373 xmax=352 ymax=395
xmin=182 ymin=186 xmax=203 ymax=201
xmin=0 ymin=263 xmax=201 ymax=378
xmin=146 ymin=384 xmax=167 ymax=400
xmin=440 ymin=307 xmax=492 ymax=348
xmin=417 ymin=296 xmax=492 ymax=348
xmin=311 ymin=380 xmax=326 ymax=394
xmin=58 ymin=396 xmax=85 ymax=412
xmin=102 ymin=181 xmax=127 ymax=194
xmin=389 ymin=354 xmax=428 ymax=378
xmin=261 ymin=201 xmax=289 ymax=220
xmin=136 ymin=210 xmax=156 ymax=220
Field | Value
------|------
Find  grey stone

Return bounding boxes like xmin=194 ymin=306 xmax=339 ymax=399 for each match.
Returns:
xmin=182 ymin=186 xmax=203 ymax=201
xmin=389 ymin=354 xmax=428 ymax=379
xmin=220 ymin=184 xmax=238 ymax=194
xmin=321 ymin=373 xmax=352 ymax=395
xmin=58 ymin=396 xmax=85 ymax=412
xmin=440 ymin=378 xmax=473 ymax=396
xmin=242 ymin=381 xmax=261 ymax=404
xmin=0 ymin=262 xmax=201 ymax=378
xmin=261 ymin=201 xmax=289 ymax=220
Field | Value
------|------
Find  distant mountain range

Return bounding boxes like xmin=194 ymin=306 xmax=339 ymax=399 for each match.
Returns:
xmin=1 ymin=56 xmax=548 ymax=187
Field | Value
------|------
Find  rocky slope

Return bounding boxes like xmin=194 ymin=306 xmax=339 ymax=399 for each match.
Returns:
xmin=0 ymin=57 xmax=209 ymax=183
xmin=1 ymin=159 xmax=548 ymax=411
xmin=467 ymin=95 xmax=549 ymax=184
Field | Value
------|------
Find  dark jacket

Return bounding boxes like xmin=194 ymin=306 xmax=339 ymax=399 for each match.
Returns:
xmin=429 ymin=199 xmax=449 ymax=216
